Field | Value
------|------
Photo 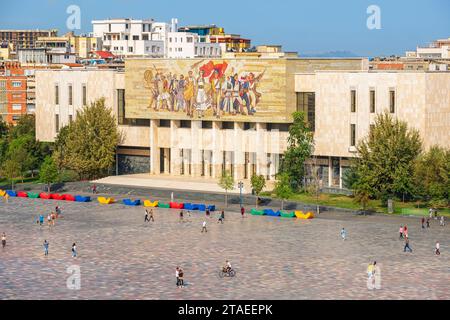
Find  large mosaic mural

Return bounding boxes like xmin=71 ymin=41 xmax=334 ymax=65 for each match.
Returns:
xmin=125 ymin=58 xmax=294 ymax=122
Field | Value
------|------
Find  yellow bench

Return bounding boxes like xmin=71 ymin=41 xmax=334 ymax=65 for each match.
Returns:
xmin=144 ymin=200 xmax=159 ymax=207
xmin=294 ymin=211 xmax=315 ymax=219
xmin=98 ymin=197 xmax=115 ymax=204
xmin=0 ymin=190 xmax=5 ymax=197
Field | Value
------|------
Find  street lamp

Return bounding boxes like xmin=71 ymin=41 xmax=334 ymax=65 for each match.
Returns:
xmin=238 ymin=181 xmax=244 ymax=209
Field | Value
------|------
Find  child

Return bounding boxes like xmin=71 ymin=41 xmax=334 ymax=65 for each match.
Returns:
xmin=399 ymin=226 xmax=404 ymax=239
xmin=201 ymin=221 xmax=207 ymax=233
xmin=340 ymin=228 xmax=347 ymax=241
xmin=435 ymin=241 xmax=440 ymax=255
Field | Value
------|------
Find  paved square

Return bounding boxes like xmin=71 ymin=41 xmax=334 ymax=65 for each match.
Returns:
xmin=0 ymin=197 xmax=449 ymax=300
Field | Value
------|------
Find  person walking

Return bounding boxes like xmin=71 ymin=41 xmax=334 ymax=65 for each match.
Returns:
xmin=201 ymin=220 xmax=207 ymax=233
xmin=399 ymin=225 xmax=404 ymax=239
xmin=429 ymin=208 xmax=433 ymax=219
xmin=55 ymin=206 xmax=61 ymax=218
xmin=176 ymin=267 xmax=180 ymax=288
xmin=1 ymin=232 xmax=6 ymax=248
xmin=421 ymin=217 xmax=425 ymax=229
xmin=404 ymin=237 xmax=412 ymax=253
xmin=149 ymin=209 xmax=154 ymax=222
xmin=426 ymin=218 xmax=430 ymax=228
xmin=435 ymin=241 xmax=440 ymax=255
xmin=206 ymin=209 xmax=210 ymax=218
xmin=218 ymin=211 xmax=225 ymax=224
xmin=4 ymin=193 xmax=9 ymax=203
xmin=241 ymin=207 xmax=245 ymax=218
xmin=340 ymin=228 xmax=347 ymax=241
xmin=39 ymin=214 xmax=44 ymax=226
xmin=92 ymin=184 xmax=97 ymax=194
xmin=178 ymin=267 xmax=184 ymax=288
xmin=47 ymin=213 xmax=52 ymax=228
xmin=179 ymin=210 xmax=184 ymax=222
xmin=43 ymin=240 xmax=49 ymax=256
xmin=404 ymin=225 xmax=408 ymax=238
xmin=144 ymin=210 xmax=150 ymax=223
xmin=51 ymin=212 xmax=56 ymax=226
xmin=440 ymin=216 xmax=445 ymax=227
xmin=72 ymin=243 xmax=77 ymax=258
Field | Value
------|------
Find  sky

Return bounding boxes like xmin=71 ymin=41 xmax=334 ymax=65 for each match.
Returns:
xmin=0 ymin=0 xmax=449 ymax=57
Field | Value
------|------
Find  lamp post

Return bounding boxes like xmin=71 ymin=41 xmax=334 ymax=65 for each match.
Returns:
xmin=238 ymin=181 xmax=244 ymax=209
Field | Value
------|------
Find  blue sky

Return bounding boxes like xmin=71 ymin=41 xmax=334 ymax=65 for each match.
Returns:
xmin=0 ymin=0 xmax=449 ymax=56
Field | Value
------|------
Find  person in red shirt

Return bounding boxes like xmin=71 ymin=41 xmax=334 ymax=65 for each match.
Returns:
xmin=241 ymin=207 xmax=245 ymax=218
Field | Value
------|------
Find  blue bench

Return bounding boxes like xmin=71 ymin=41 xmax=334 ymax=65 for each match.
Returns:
xmin=75 ymin=195 xmax=91 ymax=202
xmin=123 ymin=199 xmax=141 ymax=206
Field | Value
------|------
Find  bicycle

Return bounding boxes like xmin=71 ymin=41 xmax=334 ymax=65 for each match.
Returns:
xmin=219 ymin=268 xmax=236 ymax=278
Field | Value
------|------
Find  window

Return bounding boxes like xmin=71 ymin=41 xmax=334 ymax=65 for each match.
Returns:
xmin=128 ymin=47 xmax=133 ymax=53
xmin=350 ymin=124 xmax=356 ymax=147
xmin=125 ymin=23 xmax=129 ymax=29
xmin=180 ymin=120 xmax=191 ymax=128
xmin=143 ymin=34 xmax=148 ymax=40
xmin=82 ymin=84 xmax=87 ymax=106
xmin=370 ymin=90 xmax=376 ymax=113
xmin=267 ymin=123 xmax=289 ymax=132
xmin=55 ymin=84 xmax=59 ymax=105
xmin=221 ymin=122 xmax=234 ymax=130
xmin=55 ymin=114 xmax=60 ymax=133
xmin=243 ymin=122 xmax=256 ymax=131
xmin=69 ymin=115 xmax=73 ymax=123
xmin=159 ymin=119 xmax=170 ymax=127
xmin=389 ymin=90 xmax=395 ymax=113
xmin=202 ymin=121 xmax=212 ymax=129
xmin=12 ymin=115 xmax=21 ymax=121
xmin=133 ymin=35 xmax=139 ymax=40
xmin=117 ymin=89 xmax=125 ymax=125
xmin=12 ymin=104 xmax=22 ymax=111
xmin=296 ymin=92 xmax=315 ymax=131
xmin=187 ymin=37 xmax=193 ymax=43
xmin=68 ymin=84 xmax=73 ymax=106
xmin=350 ymin=90 xmax=356 ymax=112
xmin=12 ymin=81 xmax=21 ymax=88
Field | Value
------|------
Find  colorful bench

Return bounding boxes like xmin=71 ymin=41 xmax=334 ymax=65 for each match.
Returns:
xmin=0 ymin=190 xmax=6 ymax=197
xmin=144 ymin=200 xmax=159 ymax=207
xmin=27 ymin=192 xmax=40 ymax=198
xmin=279 ymin=211 xmax=296 ymax=218
xmin=98 ymin=197 xmax=115 ymax=204
xmin=63 ymin=194 xmax=76 ymax=201
xmin=39 ymin=192 xmax=51 ymax=199
xmin=123 ymin=199 xmax=141 ymax=206
xmin=75 ymin=195 xmax=91 ymax=202
xmin=263 ymin=209 xmax=279 ymax=217
xmin=6 ymin=190 xmax=17 ymax=197
xmin=17 ymin=191 xmax=28 ymax=198
xmin=158 ymin=202 xmax=170 ymax=208
xmin=183 ymin=203 xmax=194 ymax=210
xmin=295 ymin=211 xmax=315 ymax=219
xmin=251 ymin=208 xmax=266 ymax=215
xmin=207 ymin=205 xmax=216 ymax=212
xmin=169 ymin=202 xmax=184 ymax=209
xmin=50 ymin=193 xmax=65 ymax=200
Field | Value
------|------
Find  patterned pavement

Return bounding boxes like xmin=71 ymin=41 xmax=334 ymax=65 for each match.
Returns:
xmin=0 ymin=197 xmax=449 ymax=300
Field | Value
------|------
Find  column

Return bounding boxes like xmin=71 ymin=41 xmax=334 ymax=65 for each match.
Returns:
xmin=170 ymin=120 xmax=181 ymax=176
xmin=149 ymin=119 xmax=160 ymax=175
xmin=234 ymin=122 xmax=245 ymax=180
xmin=191 ymin=120 xmax=202 ymax=177
xmin=211 ymin=121 xmax=222 ymax=178
xmin=256 ymin=122 xmax=267 ymax=177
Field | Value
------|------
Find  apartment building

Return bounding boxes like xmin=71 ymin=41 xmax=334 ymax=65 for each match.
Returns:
xmin=92 ymin=18 xmax=221 ymax=58
xmin=0 ymin=62 xmax=27 ymax=124
xmin=0 ymin=29 xmax=58 ymax=53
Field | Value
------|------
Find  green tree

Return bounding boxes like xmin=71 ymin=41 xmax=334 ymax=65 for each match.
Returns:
xmin=9 ymin=114 xmax=35 ymax=140
xmin=1 ymin=159 xmax=20 ymax=190
xmin=250 ymin=174 xmax=266 ymax=208
xmin=218 ymin=170 xmax=234 ymax=207
xmin=62 ymin=98 xmax=121 ymax=179
xmin=413 ymin=146 xmax=449 ymax=205
xmin=354 ymin=112 xmax=422 ymax=206
xmin=53 ymin=125 xmax=70 ymax=170
xmin=39 ymin=156 xmax=59 ymax=192
xmin=274 ymin=172 xmax=293 ymax=210
xmin=279 ymin=111 xmax=314 ymax=191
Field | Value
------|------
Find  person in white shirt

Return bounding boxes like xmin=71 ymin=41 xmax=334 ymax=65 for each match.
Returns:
xmin=201 ymin=221 xmax=207 ymax=233
xmin=435 ymin=242 xmax=440 ymax=255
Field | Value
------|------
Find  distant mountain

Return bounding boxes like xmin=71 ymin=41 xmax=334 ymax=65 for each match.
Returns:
xmin=300 ymin=50 xmax=361 ymax=58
